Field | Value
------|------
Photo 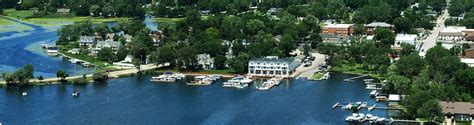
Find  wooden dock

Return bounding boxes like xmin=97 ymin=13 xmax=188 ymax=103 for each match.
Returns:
xmin=343 ymin=74 xmax=369 ymax=82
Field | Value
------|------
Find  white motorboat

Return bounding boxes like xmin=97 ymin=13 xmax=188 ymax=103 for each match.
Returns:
xmin=150 ymin=76 xmax=176 ymax=82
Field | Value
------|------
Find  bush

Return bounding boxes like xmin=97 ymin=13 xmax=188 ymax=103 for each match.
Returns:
xmin=92 ymin=71 xmax=108 ymax=82
xmin=72 ymin=75 xmax=89 ymax=84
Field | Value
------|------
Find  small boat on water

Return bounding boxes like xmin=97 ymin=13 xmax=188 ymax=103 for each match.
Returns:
xmin=22 ymin=92 xmax=27 ymax=96
xmin=72 ymin=90 xmax=80 ymax=97
xmin=370 ymin=90 xmax=378 ymax=97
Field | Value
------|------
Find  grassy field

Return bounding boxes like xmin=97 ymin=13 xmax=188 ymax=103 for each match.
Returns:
xmin=4 ymin=9 xmax=36 ymax=19
xmin=153 ymin=17 xmax=183 ymax=23
xmin=23 ymin=17 xmax=128 ymax=27
xmin=310 ymin=72 xmax=325 ymax=80
xmin=0 ymin=17 xmax=32 ymax=32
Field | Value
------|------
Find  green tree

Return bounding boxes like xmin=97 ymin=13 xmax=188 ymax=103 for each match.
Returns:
xmin=245 ymin=19 xmax=265 ymax=36
xmin=90 ymin=4 xmax=101 ymax=16
xmin=279 ymin=33 xmax=297 ymax=57
xmin=354 ymin=24 xmax=365 ymax=36
xmin=2 ymin=65 xmax=35 ymax=87
xmin=416 ymin=99 xmax=442 ymax=121
xmin=176 ymin=46 xmax=198 ymax=70
xmin=56 ymin=70 xmax=69 ymax=82
xmin=214 ymin=55 xmax=227 ymax=69
xmin=399 ymin=43 xmax=417 ymax=57
xmin=92 ymin=70 xmax=108 ymax=82
xmin=150 ymin=44 xmax=176 ymax=65
xmin=374 ymin=28 xmax=395 ymax=46
xmin=396 ymin=54 xmax=425 ymax=77
xmin=97 ymin=48 xmax=115 ymax=63
xmin=394 ymin=17 xmax=413 ymax=33
xmin=227 ymin=53 xmax=250 ymax=73
xmin=102 ymin=3 xmax=115 ymax=17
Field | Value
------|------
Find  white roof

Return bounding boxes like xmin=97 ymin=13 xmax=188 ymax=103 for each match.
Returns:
xmin=366 ymin=35 xmax=374 ymax=40
xmin=388 ymin=94 xmax=401 ymax=101
xmin=395 ymin=34 xmax=417 ymax=41
xmin=461 ymin=58 xmax=474 ymax=65
xmin=441 ymin=26 xmax=466 ymax=33
xmin=324 ymin=24 xmax=353 ymax=29
xmin=366 ymin=22 xmax=393 ymax=27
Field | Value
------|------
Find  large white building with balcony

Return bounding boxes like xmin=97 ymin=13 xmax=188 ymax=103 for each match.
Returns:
xmin=248 ymin=56 xmax=301 ymax=78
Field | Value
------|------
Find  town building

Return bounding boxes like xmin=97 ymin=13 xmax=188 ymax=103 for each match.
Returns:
xmin=394 ymin=34 xmax=417 ymax=46
xmin=322 ymin=24 xmax=354 ymax=36
xmin=365 ymin=22 xmax=394 ymax=35
xmin=439 ymin=101 xmax=474 ymax=124
xmin=105 ymin=33 xmax=116 ymax=40
xmin=461 ymin=47 xmax=474 ymax=67
xmin=248 ymin=56 xmax=302 ymax=78
xmin=196 ymin=54 xmax=214 ymax=70
xmin=464 ymin=47 xmax=474 ymax=58
xmin=78 ymin=36 xmax=96 ymax=47
xmin=439 ymin=26 xmax=466 ymax=42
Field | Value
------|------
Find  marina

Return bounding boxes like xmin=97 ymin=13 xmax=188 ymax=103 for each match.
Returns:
xmin=222 ymin=75 xmax=253 ymax=88
xmin=343 ymin=74 xmax=369 ymax=82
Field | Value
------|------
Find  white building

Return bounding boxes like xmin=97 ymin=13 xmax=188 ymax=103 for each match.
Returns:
xmin=460 ymin=58 xmax=474 ymax=67
xmin=196 ymin=54 xmax=214 ymax=70
xmin=438 ymin=26 xmax=466 ymax=42
xmin=248 ymin=56 xmax=301 ymax=78
xmin=395 ymin=34 xmax=417 ymax=46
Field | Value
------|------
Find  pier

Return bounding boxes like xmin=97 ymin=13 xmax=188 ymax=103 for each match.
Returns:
xmin=343 ymin=74 xmax=369 ymax=82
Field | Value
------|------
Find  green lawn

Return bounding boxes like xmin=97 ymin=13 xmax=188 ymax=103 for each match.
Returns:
xmin=331 ymin=63 xmax=384 ymax=79
xmin=153 ymin=17 xmax=183 ymax=23
xmin=24 ymin=17 xmax=128 ymax=27
xmin=4 ymin=9 xmax=36 ymax=19
xmin=310 ymin=72 xmax=325 ymax=80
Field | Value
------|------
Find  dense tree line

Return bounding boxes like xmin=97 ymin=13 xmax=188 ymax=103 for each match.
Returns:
xmin=1 ymin=65 xmax=35 ymax=87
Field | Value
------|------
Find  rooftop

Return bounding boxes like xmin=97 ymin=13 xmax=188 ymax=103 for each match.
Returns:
xmin=396 ymin=34 xmax=417 ymax=41
xmin=250 ymin=56 xmax=295 ymax=64
xmin=366 ymin=22 xmax=393 ymax=27
xmin=441 ymin=26 xmax=467 ymax=33
xmin=440 ymin=101 xmax=474 ymax=115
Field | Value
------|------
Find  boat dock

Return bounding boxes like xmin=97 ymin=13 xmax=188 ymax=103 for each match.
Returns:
xmin=343 ymin=75 xmax=369 ymax=82
xmin=332 ymin=102 xmax=400 ymax=111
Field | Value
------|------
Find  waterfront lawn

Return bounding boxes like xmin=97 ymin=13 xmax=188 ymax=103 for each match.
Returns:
xmin=0 ymin=18 xmax=32 ymax=32
xmin=310 ymin=72 xmax=325 ymax=80
xmin=4 ymin=9 xmax=36 ymax=19
xmin=60 ymin=50 xmax=107 ymax=67
xmin=24 ymin=17 xmax=128 ymax=27
xmin=331 ymin=63 xmax=383 ymax=79
xmin=197 ymin=69 xmax=236 ymax=74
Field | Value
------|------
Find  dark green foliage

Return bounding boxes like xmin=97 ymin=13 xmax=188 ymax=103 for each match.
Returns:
xmin=1 ymin=65 xmax=35 ymax=87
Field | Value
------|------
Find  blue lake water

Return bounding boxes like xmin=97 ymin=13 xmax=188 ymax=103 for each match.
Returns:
xmin=0 ymin=74 xmax=387 ymax=124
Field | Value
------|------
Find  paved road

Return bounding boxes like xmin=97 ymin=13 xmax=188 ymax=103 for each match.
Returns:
xmin=291 ymin=53 xmax=326 ymax=78
xmin=419 ymin=1 xmax=450 ymax=56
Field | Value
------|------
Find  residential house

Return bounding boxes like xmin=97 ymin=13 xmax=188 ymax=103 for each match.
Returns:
xmin=439 ymin=26 xmax=466 ymax=42
xmin=394 ymin=34 xmax=417 ymax=46
xmin=439 ymin=101 xmax=474 ymax=123
xmin=322 ymin=24 xmax=354 ymax=36
xmin=78 ymin=36 xmax=96 ymax=47
xmin=96 ymin=40 xmax=123 ymax=51
xmin=196 ymin=54 xmax=214 ymax=70
xmin=248 ymin=56 xmax=302 ymax=78
xmin=105 ymin=33 xmax=116 ymax=40
xmin=365 ymin=22 xmax=394 ymax=35
xmin=57 ymin=8 xmax=71 ymax=15
xmin=123 ymin=34 xmax=133 ymax=43
xmin=67 ymin=48 xmax=80 ymax=54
